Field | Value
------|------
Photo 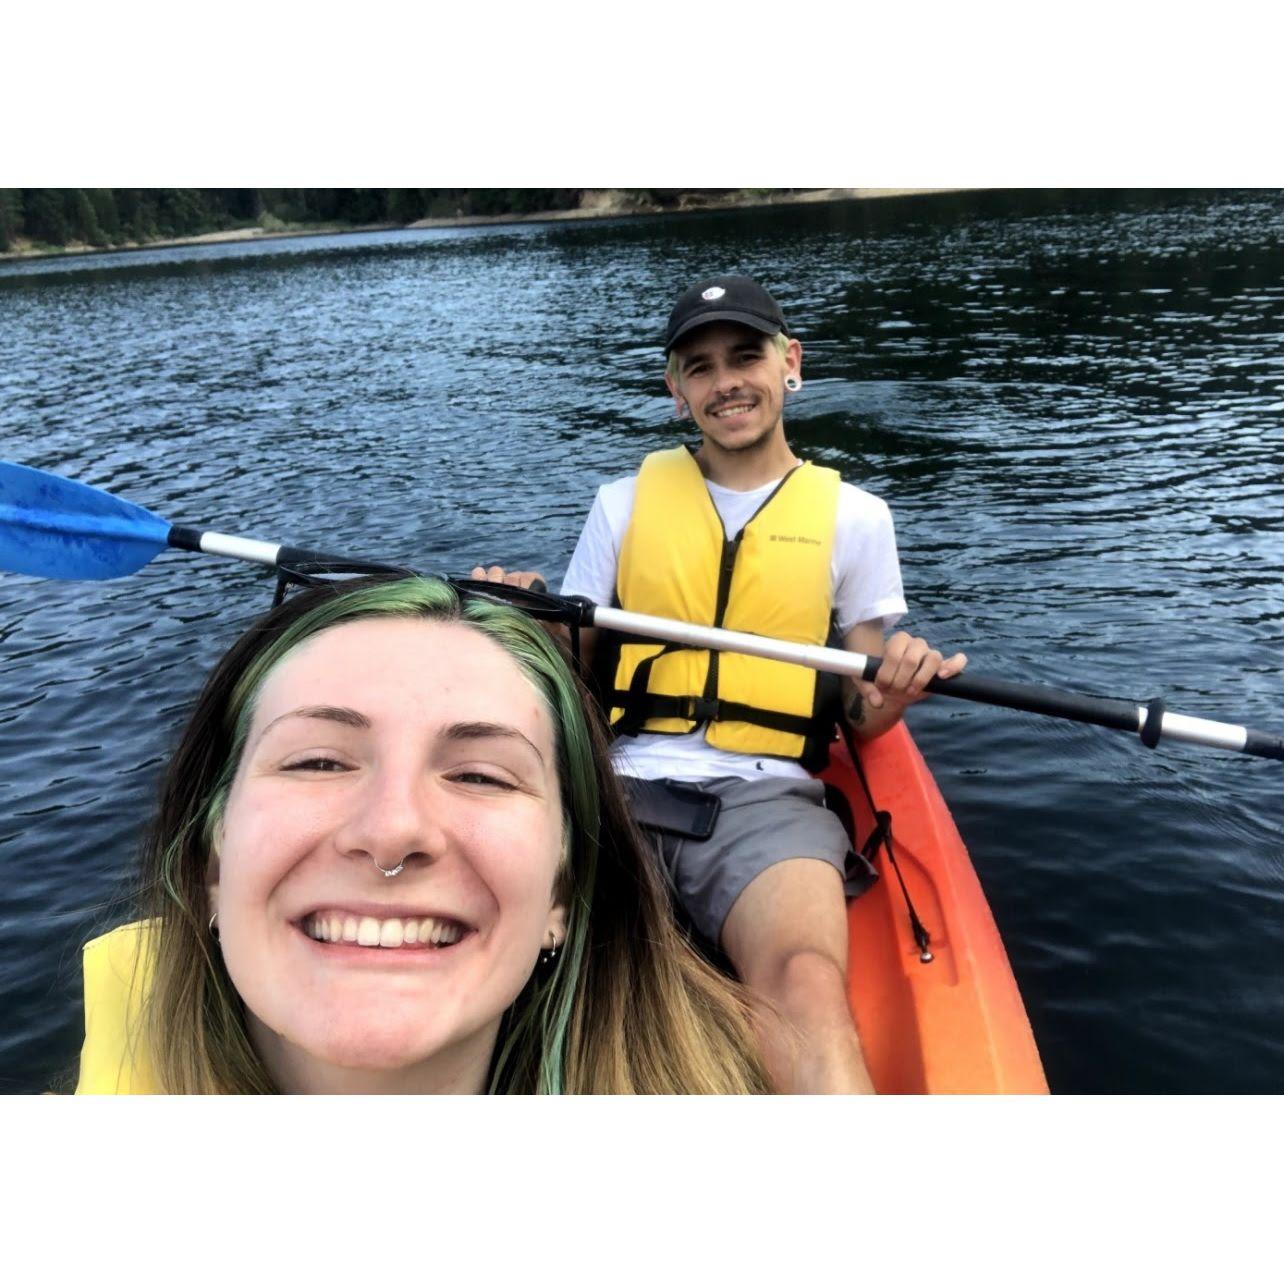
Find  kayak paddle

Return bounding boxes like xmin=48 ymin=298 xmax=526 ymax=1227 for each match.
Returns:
xmin=2 ymin=459 xmax=1281 ymax=762
xmin=0 ymin=460 xmax=366 ymax=581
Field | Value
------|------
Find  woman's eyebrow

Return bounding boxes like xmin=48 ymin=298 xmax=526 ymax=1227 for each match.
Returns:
xmin=443 ymin=721 xmax=545 ymax=765
xmin=256 ymin=705 xmax=372 ymax=742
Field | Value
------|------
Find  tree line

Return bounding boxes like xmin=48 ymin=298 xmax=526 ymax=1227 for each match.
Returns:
xmin=0 ymin=189 xmax=730 ymax=252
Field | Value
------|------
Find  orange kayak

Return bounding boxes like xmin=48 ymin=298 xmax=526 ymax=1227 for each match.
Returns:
xmin=821 ymin=723 xmax=1048 ymax=1094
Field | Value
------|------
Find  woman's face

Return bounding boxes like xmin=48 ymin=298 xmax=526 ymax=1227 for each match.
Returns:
xmin=209 ymin=616 xmax=568 ymax=1092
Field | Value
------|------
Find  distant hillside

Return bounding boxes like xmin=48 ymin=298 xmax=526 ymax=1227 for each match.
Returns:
xmin=0 ymin=189 xmax=818 ymax=254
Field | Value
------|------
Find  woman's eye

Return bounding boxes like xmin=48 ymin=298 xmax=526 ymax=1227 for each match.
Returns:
xmin=282 ymin=756 xmax=349 ymax=773
xmin=451 ymin=770 xmax=516 ymax=790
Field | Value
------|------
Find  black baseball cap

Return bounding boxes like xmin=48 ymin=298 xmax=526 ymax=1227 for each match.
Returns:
xmin=664 ymin=275 xmax=790 ymax=355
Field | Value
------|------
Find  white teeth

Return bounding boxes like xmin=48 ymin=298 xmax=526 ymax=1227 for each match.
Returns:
xmin=306 ymin=913 xmax=465 ymax=949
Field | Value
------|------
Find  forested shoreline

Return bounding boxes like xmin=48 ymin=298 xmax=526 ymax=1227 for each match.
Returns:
xmin=0 ymin=189 xmax=804 ymax=255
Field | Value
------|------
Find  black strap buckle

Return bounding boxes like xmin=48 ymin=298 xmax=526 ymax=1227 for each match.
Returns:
xmin=681 ymin=696 xmax=722 ymax=722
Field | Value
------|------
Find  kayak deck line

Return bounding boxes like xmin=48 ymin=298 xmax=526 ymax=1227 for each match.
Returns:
xmin=824 ymin=723 xmax=1047 ymax=1094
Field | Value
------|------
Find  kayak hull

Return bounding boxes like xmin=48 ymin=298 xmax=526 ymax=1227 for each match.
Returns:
xmin=821 ymin=723 xmax=1048 ymax=1094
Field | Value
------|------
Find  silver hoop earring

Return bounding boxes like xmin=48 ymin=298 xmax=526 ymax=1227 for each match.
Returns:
xmin=785 ymin=375 xmax=802 ymax=392
xmin=372 ymin=855 xmax=406 ymax=878
xmin=538 ymin=934 xmax=563 ymax=968
xmin=208 ymin=912 xmax=220 ymax=939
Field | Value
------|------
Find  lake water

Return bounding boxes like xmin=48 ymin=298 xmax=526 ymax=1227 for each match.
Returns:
xmin=2 ymin=189 xmax=1282 ymax=1093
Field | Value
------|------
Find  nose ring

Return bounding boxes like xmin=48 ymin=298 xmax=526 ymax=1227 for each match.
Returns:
xmin=372 ymin=855 xmax=406 ymax=878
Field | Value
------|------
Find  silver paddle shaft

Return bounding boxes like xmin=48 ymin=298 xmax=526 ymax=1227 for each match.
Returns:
xmin=591 ymin=606 xmax=1276 ymax=759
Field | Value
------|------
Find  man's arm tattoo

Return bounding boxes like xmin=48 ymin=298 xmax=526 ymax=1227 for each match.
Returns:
xmin=846 ymin=689 xmax=866 ymax=726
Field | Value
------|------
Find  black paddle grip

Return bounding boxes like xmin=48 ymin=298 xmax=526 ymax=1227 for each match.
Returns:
xmin=276 ymin=543 xmax=363 ymax=566
xmin=1244 ymin=730 xmax=1284 ymax=761
xmin=860 ymin=657 xmax=1142 ymax=733
xmin=166 ymin=525 xmax=203 ymax=552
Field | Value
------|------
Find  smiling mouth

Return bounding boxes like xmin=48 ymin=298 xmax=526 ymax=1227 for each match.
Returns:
xmin=300 ymin=911 xmax=470 ymax=950
xmin=710 ymin=401 xmax=757 ymax=419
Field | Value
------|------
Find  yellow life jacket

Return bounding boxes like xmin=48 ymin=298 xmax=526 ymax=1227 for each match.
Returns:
xmin=609 ymin=446 xmax=841 ymax=766
xmin=75 ymin=920 xmax=159 ymax=1094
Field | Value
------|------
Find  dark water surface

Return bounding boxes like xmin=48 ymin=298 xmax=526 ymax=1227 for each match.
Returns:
xmin=2 ymin=190 xmax=1282 ymax=1093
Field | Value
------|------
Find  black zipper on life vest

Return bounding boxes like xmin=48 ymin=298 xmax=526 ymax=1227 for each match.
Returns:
xmin=713 ymin=536 xmax=741 ymax=627
xmin=702 ymin=533 xmax=743 ymax=702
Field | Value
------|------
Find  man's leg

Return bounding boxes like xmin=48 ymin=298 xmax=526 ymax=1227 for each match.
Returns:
xmin=720 ymin=857 xmax=874 ymax=1094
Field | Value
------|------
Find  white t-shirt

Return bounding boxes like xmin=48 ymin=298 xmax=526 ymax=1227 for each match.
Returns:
xmin=560 ymin=467 xmax=908 ymax=783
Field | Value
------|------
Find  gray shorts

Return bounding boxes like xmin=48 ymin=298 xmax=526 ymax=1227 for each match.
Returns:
xmin=638 ymin=776 xmax=878 ymax=947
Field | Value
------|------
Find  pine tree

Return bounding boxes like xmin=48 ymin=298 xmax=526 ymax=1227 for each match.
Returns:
xmin=335 ymin=189 xmax=387 ymax=224
xmin=388 ymin=189 xmax=426 ymax=223
xmin=68 ymin=189 xmax=106 ymax=247
xmin=155 ymin=189 xmax=206 ymax=237
xmin=0 ymin=189 xmax=22 ymax=251
xmin=303 ymin=188 xmax=340 ymax=221
xmin=127 ymin=190 xmax=159 ymax=241
xmin=90 ymin=190 xmax=122 ymax=244
xmin=23 ymin=190 xmax=69 ymax=245
xmin=212 ymin=189 xmax=261 ymax=222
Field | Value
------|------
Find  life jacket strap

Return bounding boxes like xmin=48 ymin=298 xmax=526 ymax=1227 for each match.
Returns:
xmin=611 ymin=682 xmax=825 ymax=739
xmin=612 ymin=641 xmax=684 ymax=737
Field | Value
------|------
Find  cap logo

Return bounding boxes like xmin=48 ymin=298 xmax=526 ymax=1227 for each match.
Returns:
xmin=701 ymin=286 xmax=726 ymax=301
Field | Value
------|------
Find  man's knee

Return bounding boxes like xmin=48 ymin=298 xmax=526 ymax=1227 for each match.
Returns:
xmin=745 ymin=946 xmax=847 ymax=1005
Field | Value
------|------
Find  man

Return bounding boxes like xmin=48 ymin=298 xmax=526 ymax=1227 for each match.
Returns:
xmin=475 ymin=275 xmax=966 ymax=1093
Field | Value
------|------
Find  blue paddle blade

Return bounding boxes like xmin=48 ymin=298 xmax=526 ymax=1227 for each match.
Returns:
xmin=0 ymin=461 xmax=172 ymax=581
